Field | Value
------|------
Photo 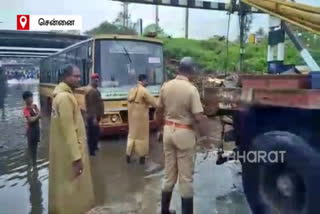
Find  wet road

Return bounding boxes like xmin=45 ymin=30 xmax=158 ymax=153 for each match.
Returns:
xmin=0 ymin=82 xmax=250 ymax=214
xmin=89 ymin=139 xmax=251 ymax=214
xmin=0 ymin=83 xmax=48 ymax=214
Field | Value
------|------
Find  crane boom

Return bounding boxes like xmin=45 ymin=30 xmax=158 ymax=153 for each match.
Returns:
xmin=241 ymin=0 xmax=320 ymax=35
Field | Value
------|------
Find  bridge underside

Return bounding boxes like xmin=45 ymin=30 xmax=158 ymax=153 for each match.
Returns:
xmin=113 ymin=0 xmax=261 ymax=12
xmin=0 ymin=30 xmax=90 ymax=59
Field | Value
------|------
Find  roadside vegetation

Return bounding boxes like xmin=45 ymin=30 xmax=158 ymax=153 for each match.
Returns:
xmin=161 ymin=36 xmax=302 ymax=74
xmin=84 ymin=15 xmax=320 ymax=74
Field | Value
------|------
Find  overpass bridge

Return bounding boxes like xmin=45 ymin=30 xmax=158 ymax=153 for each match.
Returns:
xmin=0 ymin=30 xmax=90 ymax=59
xmin=0 ymin=30 xmax=90 ymax=80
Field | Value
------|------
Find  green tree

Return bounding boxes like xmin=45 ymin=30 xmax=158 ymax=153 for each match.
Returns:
xmin=84 ymin=20 xmax=137 ymax=36
xmin=113 ymin=11 xmax=135 ymax=29
xmin=143 ymin=24 xmax=168 ymax=37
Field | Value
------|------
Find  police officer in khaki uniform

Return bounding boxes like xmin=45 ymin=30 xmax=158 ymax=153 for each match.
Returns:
xmin=156 ymin=57 xmax=209 ymax=214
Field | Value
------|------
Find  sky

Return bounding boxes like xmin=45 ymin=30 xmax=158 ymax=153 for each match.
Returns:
xmin=1 ymin=0 xmax=319 ymax=40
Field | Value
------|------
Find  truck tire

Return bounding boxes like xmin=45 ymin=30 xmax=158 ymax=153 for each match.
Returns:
xmin=242 ymin=131 xmax=320 ymax=214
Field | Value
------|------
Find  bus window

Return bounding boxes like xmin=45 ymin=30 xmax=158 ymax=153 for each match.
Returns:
xmin=75 ymin=43 xmax=90 ymax=86
xmin=154 ymin=67 xmax=163 ymax=85
xmin=66 ymin=49 xmax=76 ymax=65
xmin=40 ymin=59 xmax=49 ymax=83
xmin=97 ymin=40 xmax=164 ymax=88
xmin=47 ymin=59 xmax=52 ymax=83
xmin=52 ymin=57 xmax=58 ymax=83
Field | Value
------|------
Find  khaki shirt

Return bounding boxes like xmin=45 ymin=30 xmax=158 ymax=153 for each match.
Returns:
xmin=158 ymin=75 xmax=203 ymax=125
xmin=84 ymin=85 xmax=104 ymax=119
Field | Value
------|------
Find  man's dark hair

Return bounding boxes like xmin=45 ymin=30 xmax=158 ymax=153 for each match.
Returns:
xmin=61 ymin=64 xmax=77 ymax=80
xmin=22 ymin=91 xmax=33 ymax=100
xmin=138 ymin=74 xmax=147 ymax=82
xmin=179 ymin=57 xmax=196 ymax=75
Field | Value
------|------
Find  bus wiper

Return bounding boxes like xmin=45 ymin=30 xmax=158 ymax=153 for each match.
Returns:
xmin=114 ymin=39 xmax=132 ymax=63
xmin=123 ymin=46 xmax=132 ymax=64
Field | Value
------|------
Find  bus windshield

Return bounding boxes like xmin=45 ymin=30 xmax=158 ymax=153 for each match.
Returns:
xmin=95 ymin=39 xmax=164 ymax=100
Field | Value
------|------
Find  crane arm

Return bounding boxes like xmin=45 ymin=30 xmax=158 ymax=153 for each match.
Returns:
xmin=241 ymin=0 xmax=320 ymax=35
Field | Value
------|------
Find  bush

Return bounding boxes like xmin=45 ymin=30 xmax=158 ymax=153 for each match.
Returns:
xmin=161 ymin=37 xmax=301 ymax=74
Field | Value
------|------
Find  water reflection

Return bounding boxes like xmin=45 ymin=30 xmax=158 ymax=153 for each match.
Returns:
xmin=0 ymin=83 xmax=7 ymax=120
xmin=26 ymin=142 xmax=44 ymax=214
xmin=0 ymin=83 xmax=48 ymax=214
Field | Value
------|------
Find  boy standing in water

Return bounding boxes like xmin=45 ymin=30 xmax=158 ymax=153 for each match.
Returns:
xmin=23 ymin=91 xmax=41 ymax=146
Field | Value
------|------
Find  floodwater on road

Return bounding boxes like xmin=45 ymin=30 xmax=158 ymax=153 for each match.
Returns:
xmin=0 ymin=83 xmax=48 ymax=214
xmin=0 ymin=82 xmax=251 ymax=214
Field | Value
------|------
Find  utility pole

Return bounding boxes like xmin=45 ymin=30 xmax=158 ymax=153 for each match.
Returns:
xmin=239 ymin=2 xmax=246 ymax=72
xmin=155 ymin=5 xmax=159 ymax=32
xmin=138 ymin=19 xmax=143 ymax=35
xmin=185 ymin=8 xmax=189 ymax=39
xmin=123 ymin=2 xmax=129 ymax=28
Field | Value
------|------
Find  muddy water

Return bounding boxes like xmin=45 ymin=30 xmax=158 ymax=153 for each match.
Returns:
xmin=0 ymin=82 xmax=250 ymax=214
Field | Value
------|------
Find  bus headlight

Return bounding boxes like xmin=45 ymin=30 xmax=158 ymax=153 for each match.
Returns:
xmin=111 ymin=115 xmax=119 ymax=123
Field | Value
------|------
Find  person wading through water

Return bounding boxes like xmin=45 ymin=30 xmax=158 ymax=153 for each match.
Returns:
xmin=22 ymin=91 xmax=41 ymax=164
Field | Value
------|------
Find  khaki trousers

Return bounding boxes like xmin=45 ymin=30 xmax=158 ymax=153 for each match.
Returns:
xmin=162 ymin=125 xmax=196 ymax=198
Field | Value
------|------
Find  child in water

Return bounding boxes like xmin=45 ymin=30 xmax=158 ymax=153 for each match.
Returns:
xmin=22 ymin=91 xmax=41 ymax=146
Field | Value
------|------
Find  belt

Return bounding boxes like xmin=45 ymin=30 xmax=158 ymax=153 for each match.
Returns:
xmin=128 ymin=101 xmax=142 ymax=104
xmin=165 ymin=120 xmax=192 ymax=130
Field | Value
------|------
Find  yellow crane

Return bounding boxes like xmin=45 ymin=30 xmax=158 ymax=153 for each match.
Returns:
xmin=241 ymin=0 xmax=320 ymax=35
xmin=233 ymin=0 xmax=320 ymax=72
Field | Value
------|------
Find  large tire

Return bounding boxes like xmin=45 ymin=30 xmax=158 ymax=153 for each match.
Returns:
xmin=242 ymin=131 xmax=320 ymax=214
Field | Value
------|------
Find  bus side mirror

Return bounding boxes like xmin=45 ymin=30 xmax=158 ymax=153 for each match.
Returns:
xmin=88 ymin=46 xmax=92 ymax=57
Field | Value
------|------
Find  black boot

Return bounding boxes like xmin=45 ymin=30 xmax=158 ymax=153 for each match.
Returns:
xmin=181 ymin=197 xmax=193 ymax=214
xmin=161 ymin=191 xmax=173 ymax=214
xmin=126 ymin=155 xmax=131 ymax=163
xmin=139 ymin=156 xmax=145 ymax=165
